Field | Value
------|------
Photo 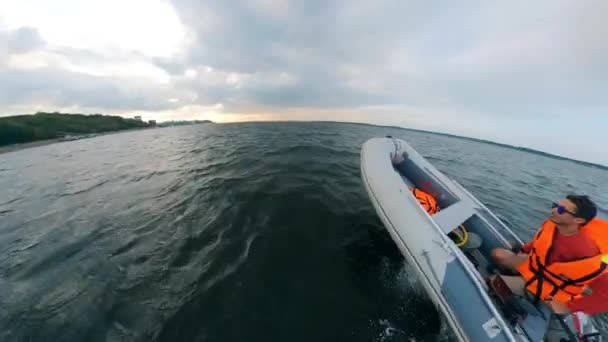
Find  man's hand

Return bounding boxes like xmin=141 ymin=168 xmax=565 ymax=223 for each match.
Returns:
xmin=544 ymin=297 xmax=571 ymax=314
xmin=510 ymin=245 xmax=522 ymax=254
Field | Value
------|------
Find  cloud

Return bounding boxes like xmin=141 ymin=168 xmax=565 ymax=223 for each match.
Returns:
xmin=0 ymin=67 xmax=178 ymax=112
xmin=0 ymin=27 xmax=184 ymax=114
xmin=4 ymin=26 xmax=45 ymax=53
xmin=156 ymin=0 xmax=607 ymax=116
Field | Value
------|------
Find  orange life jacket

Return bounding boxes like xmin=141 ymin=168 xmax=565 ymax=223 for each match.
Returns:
xmin=516 ymin=218 xmax=608 ymax=304
xmin=411 ymin=188 xmax=439 ymax=214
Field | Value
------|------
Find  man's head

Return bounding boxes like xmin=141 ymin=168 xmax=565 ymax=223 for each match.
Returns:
xmin=550 ymin=195 xmax=597 ymax=227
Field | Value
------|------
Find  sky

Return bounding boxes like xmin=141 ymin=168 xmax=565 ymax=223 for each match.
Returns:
xmin=0 ymin=1 xmax=607 ymax=165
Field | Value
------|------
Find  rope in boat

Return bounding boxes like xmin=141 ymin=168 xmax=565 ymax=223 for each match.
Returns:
xmin=451 ymin=225 xmax=469 ymax=247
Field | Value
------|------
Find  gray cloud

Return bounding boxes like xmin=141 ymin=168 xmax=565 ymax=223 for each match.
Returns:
xmin=157 ymin=0 xmax=607 ymax=117
xmin=5 ymin=26 xmax=45 ymax=53
xmin=0 ymin=67 xmax=178 ymax=112
xmin=0 ymin=34 xmax=184 ymax=113
xmin=159 ymin=0 xmax=444 ymax=109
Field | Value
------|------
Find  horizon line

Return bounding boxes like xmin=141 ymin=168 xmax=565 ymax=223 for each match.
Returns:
xmin=2 ymin=112 xmax=606 ymax=169
xmin=218 ymin=118 xmax=608 ymax=170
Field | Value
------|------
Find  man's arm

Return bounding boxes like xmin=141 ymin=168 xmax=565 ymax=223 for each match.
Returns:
xmin=519 ymin=222 xmax=551 ymax=254
xmin=519 ymin=241 xmax=534 ymax=254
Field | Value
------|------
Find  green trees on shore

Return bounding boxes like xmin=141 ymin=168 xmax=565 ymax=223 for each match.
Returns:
xmin=0 ymin=112 xmax=152 ymax=146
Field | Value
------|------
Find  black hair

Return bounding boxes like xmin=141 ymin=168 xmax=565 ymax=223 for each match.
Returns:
xmin=566 ymin=195 xmax=597 ymax=223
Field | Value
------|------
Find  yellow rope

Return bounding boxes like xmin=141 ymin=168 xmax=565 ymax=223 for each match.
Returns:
xmin=453 ymin=225 xmax=469 ymax=247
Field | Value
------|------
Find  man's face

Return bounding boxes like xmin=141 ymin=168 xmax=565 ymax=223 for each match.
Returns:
xmin=549 ymin=199 xmax=581 ymax=225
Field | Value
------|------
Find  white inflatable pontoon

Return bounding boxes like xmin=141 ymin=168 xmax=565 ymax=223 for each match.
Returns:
xmin=360 ymin=137 xmax=600 ymax=342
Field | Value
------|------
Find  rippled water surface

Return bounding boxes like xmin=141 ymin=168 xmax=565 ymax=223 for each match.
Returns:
xmin=1 ymin=122 xmax=606 ymax=341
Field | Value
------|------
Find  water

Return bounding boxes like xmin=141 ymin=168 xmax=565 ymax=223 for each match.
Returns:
xmin=0 ymin=122 xmax=606 ymax=342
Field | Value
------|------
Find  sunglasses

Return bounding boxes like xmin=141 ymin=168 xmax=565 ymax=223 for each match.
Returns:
xmin=551 ymin=202 xmax=578 ymax=217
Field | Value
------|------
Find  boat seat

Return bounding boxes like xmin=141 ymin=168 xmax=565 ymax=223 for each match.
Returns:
xmin=432 ymin=200 xmax=477 ymax=234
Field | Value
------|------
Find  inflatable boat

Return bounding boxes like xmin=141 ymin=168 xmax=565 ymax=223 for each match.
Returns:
xmin=360 ymin=137 xmax=601 ymax=341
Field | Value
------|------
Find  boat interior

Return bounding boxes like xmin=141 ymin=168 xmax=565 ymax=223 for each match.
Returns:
xmin=391 ymin=153 xmax=600 ymax=342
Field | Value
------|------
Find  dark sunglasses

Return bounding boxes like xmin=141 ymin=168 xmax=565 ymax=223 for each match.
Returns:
xmin=551 ymin=202 xmax=578 ymax=217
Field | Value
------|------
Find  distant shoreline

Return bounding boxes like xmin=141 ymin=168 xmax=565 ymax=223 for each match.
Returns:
xmin=0 ymin=112 xmax=214 ymax=156
xmin=0 ymin=112 xmax=154 ymax=151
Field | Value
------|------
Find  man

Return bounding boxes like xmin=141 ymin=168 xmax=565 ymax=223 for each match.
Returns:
xmin=491 ymin=195 xmax=608 ymax=315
